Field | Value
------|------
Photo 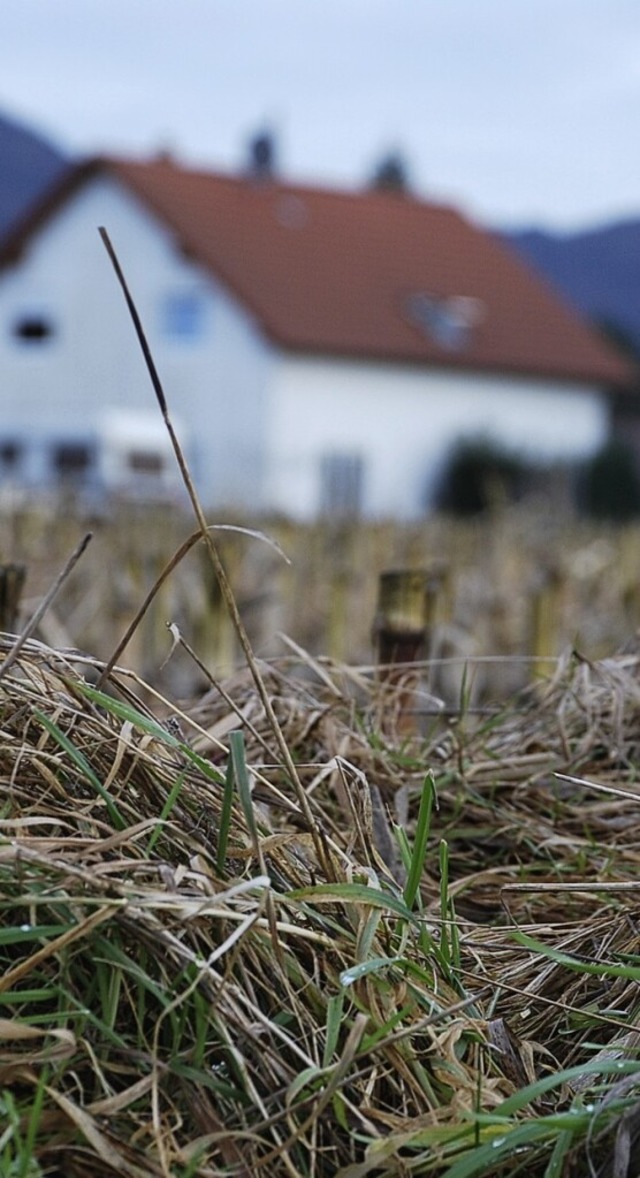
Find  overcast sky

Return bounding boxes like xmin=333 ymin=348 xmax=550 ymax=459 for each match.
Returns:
xmin=2 ymin=0 xmax=639 ymax=232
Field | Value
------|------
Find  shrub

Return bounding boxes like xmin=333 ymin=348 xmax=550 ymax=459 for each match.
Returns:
xmin=578 ymin=438 xmax=640 ymax=521
xmin=433 ymin=437 xmax=528 ymax=516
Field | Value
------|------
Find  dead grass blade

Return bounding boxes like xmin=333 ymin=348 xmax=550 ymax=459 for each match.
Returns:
xmin=99 ymin=226 xmax=334 ymax=879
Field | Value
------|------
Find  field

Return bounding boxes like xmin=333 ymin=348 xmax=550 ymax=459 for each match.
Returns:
xmin=2 ymin=499 xmax=640 ymax=1176
xmin=3 ymin=495 xmax=640 ymax=691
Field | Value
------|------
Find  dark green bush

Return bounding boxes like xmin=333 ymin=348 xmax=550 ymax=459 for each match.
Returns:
xmin=434 ymin=437 xmax=528 ymax=516
xmin=578 ymin=438 xmax=640 ymax=521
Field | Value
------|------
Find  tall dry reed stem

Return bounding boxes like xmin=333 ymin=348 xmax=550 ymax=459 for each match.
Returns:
xmin=98 ymin=227 xmax=334 ymax=879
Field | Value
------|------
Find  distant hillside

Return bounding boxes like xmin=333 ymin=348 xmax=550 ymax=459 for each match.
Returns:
xmin=504 ymin=221 xmax=640 ymax=359
xmin=0 ymin=111 xmax=69 ymax=239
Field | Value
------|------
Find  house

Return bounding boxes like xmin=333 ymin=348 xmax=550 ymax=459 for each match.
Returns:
xmin=0 ymin=154 xmax=631 ymax=517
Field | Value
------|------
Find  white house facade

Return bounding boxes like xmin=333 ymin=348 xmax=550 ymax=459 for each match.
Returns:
xmin=267 ymin=354 xmax=608 ymax=518
xmin=0 ymin=157 xmax=630 ymax=518
xmin=0 ymin=175 xmax=274 ymax=508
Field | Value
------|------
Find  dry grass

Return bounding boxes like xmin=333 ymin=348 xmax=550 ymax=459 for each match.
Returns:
xmin=2 ymin=632 xmax=640 ymax=1175
xmin=4 ymin=496 xmax=640 ymax=694
xmin=5 ymin=225 xmax=640 ymax=1176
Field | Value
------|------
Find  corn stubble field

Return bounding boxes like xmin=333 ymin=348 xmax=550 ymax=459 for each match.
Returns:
xmin=4 ymin=495 xmax=640 ymax=1177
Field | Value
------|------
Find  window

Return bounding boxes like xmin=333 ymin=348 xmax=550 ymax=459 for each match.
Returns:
xmin=161 ymin=290 xmax=207 ymax=339
xmin=319 ymin=453 xmax=364 ymax=517
xmin=405 ymin=293 xmax=484 ymax=351
xmin=0 ymin=440 xmax=23 ymax=472
xmin=51 ymin=442 xmax=94 ymax=483
xmin=12 ymin=314 xmax=55 ymax=343
xmin=126 ymin=450 xmax=165 ymax=476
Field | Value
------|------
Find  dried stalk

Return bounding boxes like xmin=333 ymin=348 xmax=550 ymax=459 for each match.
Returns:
xmin=98 ymin=228 xmax=333 ymax=878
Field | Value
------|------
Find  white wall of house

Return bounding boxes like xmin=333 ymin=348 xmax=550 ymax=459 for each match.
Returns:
xmin=266 ymin=355 xmax=609 ymax=517
xmin=0 ymin=175 xmax=273 ymax=506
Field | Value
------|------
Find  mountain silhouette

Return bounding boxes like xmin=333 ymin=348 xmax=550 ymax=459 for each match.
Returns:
xmin=504 ymin=221 xmax=640 ymax=359
xmin=0 ymin=110 xmax=69 ymax=238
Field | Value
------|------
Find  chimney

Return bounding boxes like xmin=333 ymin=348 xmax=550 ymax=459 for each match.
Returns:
xmin=248 ymin=129 xmax=276 ymax=180
xmin=370 ymin=151 xmax=410 ymax=194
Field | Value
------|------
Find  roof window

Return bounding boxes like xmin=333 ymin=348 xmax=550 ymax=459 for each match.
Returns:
xmin=406 ymin=293 xmax=484 ymax=351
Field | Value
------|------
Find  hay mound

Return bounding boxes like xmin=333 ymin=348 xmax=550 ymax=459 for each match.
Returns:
xmin=2 ymin=638 xmax=640 ymax=1176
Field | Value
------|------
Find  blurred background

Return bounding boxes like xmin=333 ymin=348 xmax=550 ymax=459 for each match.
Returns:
xmin=2 ymin=0 xmax=639 ymax=230
xmin=1 ymin=0 xmax=639 ymax=693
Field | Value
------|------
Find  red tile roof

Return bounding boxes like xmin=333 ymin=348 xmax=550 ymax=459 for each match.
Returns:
xmin=1 ymin=155 xmax=632 ymax=387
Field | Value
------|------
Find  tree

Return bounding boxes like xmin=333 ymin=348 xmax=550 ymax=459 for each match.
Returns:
xmin=578 ymin=439 xmax=640 ymax=521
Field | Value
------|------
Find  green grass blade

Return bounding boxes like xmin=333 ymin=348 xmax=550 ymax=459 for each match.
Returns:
xmin=229 ymin=730 xmax=257 ymax=841
xmin=286 ymin=882 xmax=417 ymax=922
xmin=394 ymin=823 xmax=413 ymax=876
xmin=439 ymin=838 xmax=450 ymax=967
xmin=513 ymin=929 xmax=640 ymax=981
xmin=449 ymin=898 xmax=461 ymax=971
xmin=35 ymin=708 xmax=125 ymax=829
xmin=216 ymin=752 xmax=235 ymax=875
xmin=72 ymin=680 xmax=182 ymax=743
xmin=355 ymin=906 xmax=383 ymax=964
xmin=177 ymin=743 xmax=225 ymax=785
xmin=403 ymin=772 xmax=434 ymax=910
xmin=0 ymin=988 xmax=63 ymax=1006
xmin=0 ymin=924 xmax=71 ymax=947
xmin=441 ymin=1118 xmax=573 ymax=1178
xmin=340 ymin=955 xmax=405 ymax=987
xmin=73 ymin=680 xmax=224 ymax=783
xmin=146 ymin=767 xmax=188 ymax=855
xmin=323 ymin=991 xmax=345 ymax=1066
xmin=497 ymin=1058 xmax=640 ymax=1116
xmin=20 ymin=1065 xmax=48 ymax=1178
xmin=544 ymin=1127 xmax=575 ymax=1178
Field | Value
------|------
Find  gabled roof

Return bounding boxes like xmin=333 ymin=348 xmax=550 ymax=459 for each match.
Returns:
xmin=0 ymin=154 xmax=631 ymax=388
